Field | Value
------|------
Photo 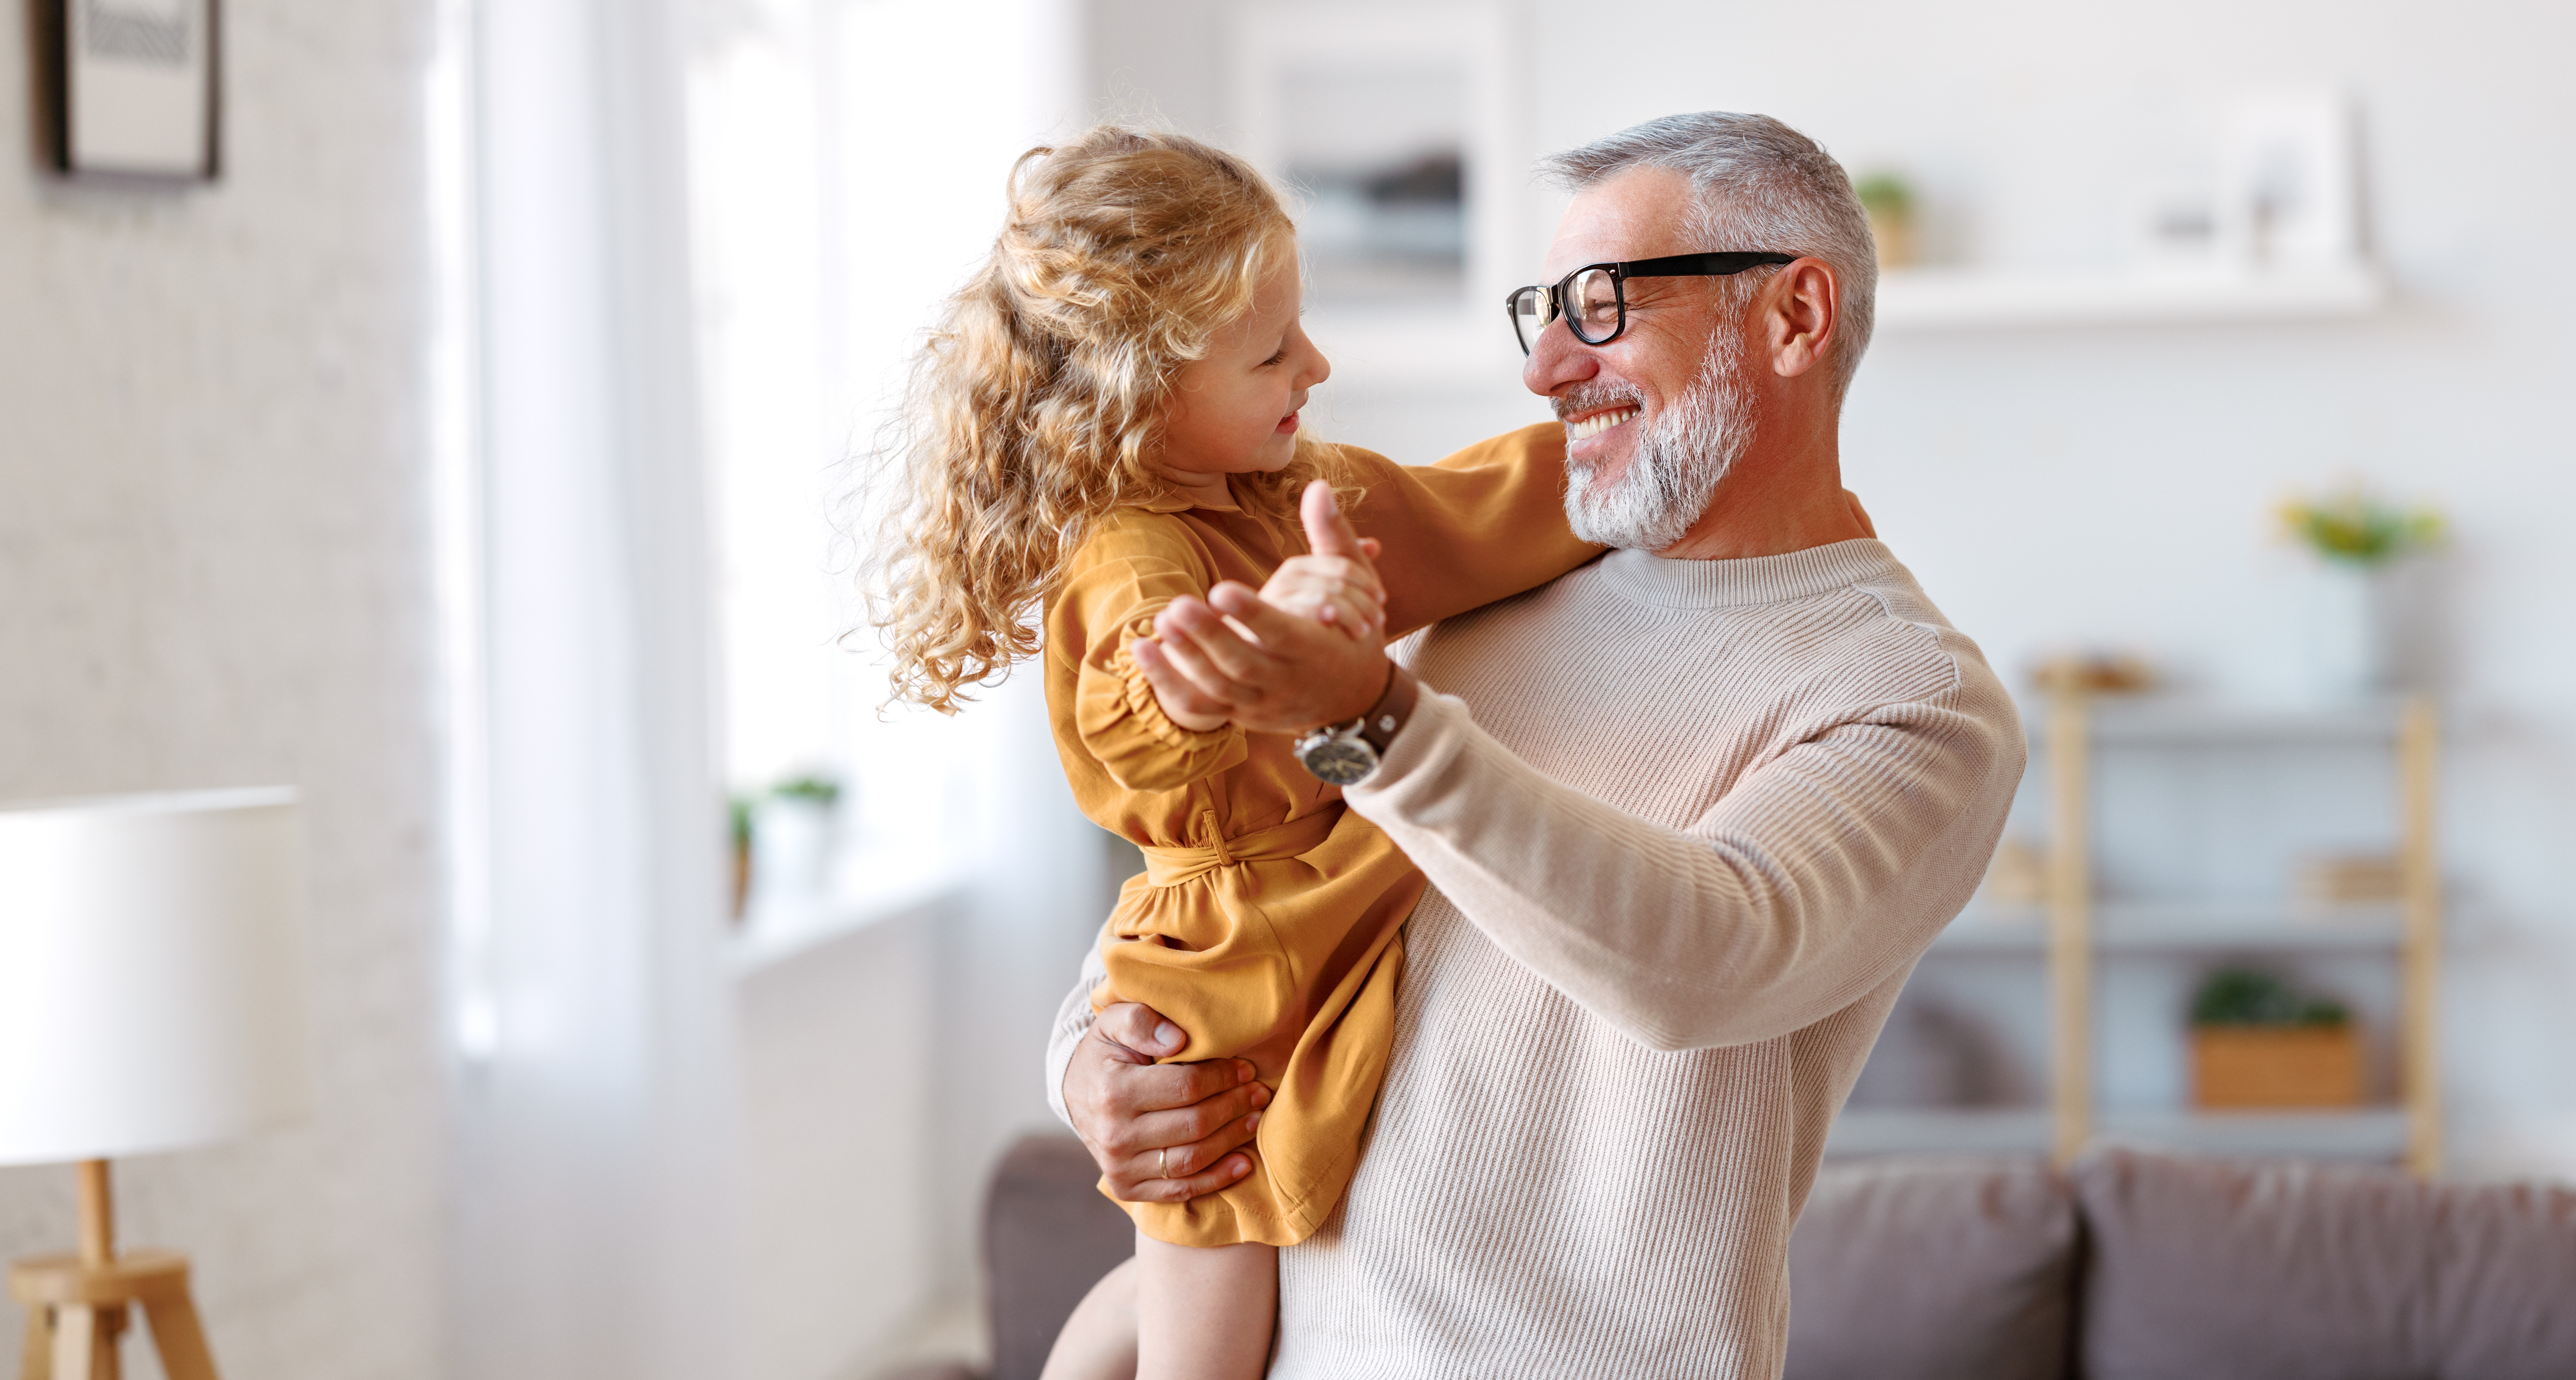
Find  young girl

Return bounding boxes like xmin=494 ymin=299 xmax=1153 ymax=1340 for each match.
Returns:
xmin=868 ymin=126 xmax=1596 ymax=1378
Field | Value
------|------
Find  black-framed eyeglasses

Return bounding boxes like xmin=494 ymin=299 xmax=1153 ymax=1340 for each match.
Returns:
xmin=1505 ymin=251 xmax=1796 ymax=355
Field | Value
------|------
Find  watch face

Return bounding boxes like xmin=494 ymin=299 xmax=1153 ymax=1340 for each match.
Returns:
xmin=1300 ymin=737 xmax=1379 ymax=787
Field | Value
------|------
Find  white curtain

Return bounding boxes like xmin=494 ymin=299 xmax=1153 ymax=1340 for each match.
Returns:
xmin=441 ymin=0 xmax=741 ymax=1375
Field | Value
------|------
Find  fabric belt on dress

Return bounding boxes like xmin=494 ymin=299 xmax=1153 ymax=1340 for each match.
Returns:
xmin=1138 ymin=809 xmax=1340 ymax=888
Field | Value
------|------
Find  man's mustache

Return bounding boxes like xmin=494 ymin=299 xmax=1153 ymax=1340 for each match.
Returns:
xmin=1552 ymin=382 xmax=1644 ymax=423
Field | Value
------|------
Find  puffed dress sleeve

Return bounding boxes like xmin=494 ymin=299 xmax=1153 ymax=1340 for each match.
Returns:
xmin=1062 ymin=511 xmax=1250 ymax=793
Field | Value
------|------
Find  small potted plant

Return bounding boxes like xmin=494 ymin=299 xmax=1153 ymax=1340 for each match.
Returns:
xmin=2189 ymin=967 xmax=2362 ymax=1108
xmin=749 ymin=770 xmax=843 ymax=913
xmin=1852 ymin=172 xmax=1918 ymax=269
xmin=2277 ymin=482 xmax=2444 ymax=702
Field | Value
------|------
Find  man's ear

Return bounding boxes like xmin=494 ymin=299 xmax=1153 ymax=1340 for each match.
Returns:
xmin=1764 ymin=258 xmax=1839 ymax=381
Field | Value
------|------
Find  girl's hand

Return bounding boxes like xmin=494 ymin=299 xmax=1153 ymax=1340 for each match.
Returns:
xmin=1258 ymin=540 xmax=1386 ymax=644
xmin=1137 ymin=640 xmax=1233 ymax=732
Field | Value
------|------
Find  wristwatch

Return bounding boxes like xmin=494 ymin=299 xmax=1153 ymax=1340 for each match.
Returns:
xmin=1292 ymin=666 xmax=1418 ymax=787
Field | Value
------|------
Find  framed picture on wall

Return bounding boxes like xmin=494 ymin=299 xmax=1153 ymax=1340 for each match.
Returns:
xmin=1232 ymin=4 xmax=1518 ymax=323
xmin=36 ymin=0 xmax=222 ymax=180
xmin=1230 ymin=4 xmax=1529 ymax=385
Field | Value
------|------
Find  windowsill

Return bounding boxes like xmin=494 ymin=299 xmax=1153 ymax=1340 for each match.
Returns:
xmin=728 ymin=838 xmax=970 ymax=976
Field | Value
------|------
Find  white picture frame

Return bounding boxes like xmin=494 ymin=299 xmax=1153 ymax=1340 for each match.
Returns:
xmin=1231 ymin=3 xmax=1528 ymax=383
xmin=2217 ymin=91 xmax=2360 ymax=271
xmin=44 ymin=0 xmax=221 ymax=181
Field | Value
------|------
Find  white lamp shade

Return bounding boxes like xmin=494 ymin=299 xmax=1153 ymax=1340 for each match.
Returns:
xmin=0 ymin=788 xmax=317 ymax=1166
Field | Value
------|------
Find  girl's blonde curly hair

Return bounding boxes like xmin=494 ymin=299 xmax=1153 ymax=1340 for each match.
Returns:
xmin=863 ymin=125 xmax=1332 ymax=714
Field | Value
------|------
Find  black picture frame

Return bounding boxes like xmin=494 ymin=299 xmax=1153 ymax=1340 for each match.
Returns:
xmin=32 ymin=0 xmax=221 ymax=182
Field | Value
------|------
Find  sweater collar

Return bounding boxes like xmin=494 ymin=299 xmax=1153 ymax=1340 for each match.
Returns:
xmin=1596 ymin=539 xmax=1904 ymax=609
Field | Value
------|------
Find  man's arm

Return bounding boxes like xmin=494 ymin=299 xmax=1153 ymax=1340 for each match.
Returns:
xmin=1045 ymin=947 xmax=1271 ymax=1201
xmin=1338 ymin=681 xmax=2021 ymax=1050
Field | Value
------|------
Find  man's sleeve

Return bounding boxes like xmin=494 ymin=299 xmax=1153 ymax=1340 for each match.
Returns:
xmin=1343 ymin=660 xmax=2024 ymax=1052
xmin=1043 ymin=941 xmax=1111 ymax=1130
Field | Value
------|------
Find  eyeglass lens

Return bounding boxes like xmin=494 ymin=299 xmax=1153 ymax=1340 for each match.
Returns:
xmin=1509 ymin=287 xmax=1550 ymax=354
xmin=1510 ymin=268 xmax=1630 ymax=354
xmin=1567 ymin=268 xmax=1621 ymax=344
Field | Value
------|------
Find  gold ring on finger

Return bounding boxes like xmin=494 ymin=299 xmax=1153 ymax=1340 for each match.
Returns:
xmin=1157 ymin=1148 xmax=1169 ymax=1178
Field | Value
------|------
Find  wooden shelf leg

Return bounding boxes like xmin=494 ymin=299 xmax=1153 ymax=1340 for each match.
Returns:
xmin=2046 ymin=690 xmax=2094 ymax=1168
xmin=2399 ymin=695 xmax=2443 ymax=1178
xmin=21 ymin=1302 xmax=55 ymax=1380
xmin=142 ymin=1298 xmax=220 ymax=1380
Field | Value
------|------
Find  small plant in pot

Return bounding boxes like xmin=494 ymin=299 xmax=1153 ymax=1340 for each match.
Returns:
xmin=2277 ymin=482 xmax=2445 ymax=702
xmin=2189 ymin=966 xmax=2362 ymax=1109
xmin=1852 ymin=171 xmax=1918 ymax=269
xmin=743 ymin=770 xmax=845 ymax=918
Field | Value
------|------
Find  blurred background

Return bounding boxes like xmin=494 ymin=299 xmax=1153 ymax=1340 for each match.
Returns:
xmin=2 ymin=0 xmax=2570 ymax=1377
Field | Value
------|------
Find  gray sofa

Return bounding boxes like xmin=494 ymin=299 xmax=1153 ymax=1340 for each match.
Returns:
xmin=900 ymin=1135 xmax=2576 ymax=1380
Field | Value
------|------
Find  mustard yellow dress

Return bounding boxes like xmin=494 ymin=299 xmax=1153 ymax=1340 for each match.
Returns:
xmin=1041 ymin=422 xmax=1599 ymax=1248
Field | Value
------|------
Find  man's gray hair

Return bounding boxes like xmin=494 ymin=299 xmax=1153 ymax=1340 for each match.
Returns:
xmin=1539 ymin=112 xmax=1878 ymax=402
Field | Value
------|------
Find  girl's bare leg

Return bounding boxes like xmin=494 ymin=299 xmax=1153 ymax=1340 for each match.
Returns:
xmin=1040 ymin=1257 xmax=1139 ymax=1380
xmin=1135 ymin=1231 xmax=1277 ymax=1380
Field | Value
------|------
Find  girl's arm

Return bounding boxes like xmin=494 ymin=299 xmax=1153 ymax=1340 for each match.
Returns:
xmin=1062 ymin=515 xmax=1250 ymax=793
xmin=1332 ymin=423 xmax=1604 ymax=638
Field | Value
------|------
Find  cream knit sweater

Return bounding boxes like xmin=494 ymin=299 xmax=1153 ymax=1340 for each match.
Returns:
xmin=1045 ymin=539 xmax=2025 ymax=1378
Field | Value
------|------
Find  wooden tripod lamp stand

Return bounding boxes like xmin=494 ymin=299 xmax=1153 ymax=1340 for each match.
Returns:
xmin=0 ymin=790 xmax=314 ymax=1380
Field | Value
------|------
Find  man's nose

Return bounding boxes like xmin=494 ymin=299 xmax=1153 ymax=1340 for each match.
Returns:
xmin=1521 ymin=318 xmax=1597 ymax=398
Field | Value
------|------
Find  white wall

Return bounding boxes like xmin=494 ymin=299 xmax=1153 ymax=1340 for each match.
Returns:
xmin=0 ymin=2 xmax=447 ymax=1377
xmin=1087 ymin=0 xmax=2576 ymax=1178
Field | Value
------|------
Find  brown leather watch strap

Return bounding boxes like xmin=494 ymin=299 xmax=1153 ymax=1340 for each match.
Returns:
xmin=1356 ymin=665 xmax=1419 ymax=757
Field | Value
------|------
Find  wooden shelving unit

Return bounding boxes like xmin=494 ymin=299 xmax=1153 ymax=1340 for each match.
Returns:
xmin=1847 ymin=694 xmax=2444 ymax=1173
xmin=2035 ymin=692 xmax=2444 ymax=1176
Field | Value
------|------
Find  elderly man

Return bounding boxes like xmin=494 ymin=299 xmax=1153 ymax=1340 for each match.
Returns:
xmin=1045 ymin=112 xmax=2025 ymax=1377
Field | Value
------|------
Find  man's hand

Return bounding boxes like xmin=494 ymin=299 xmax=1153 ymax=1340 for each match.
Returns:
xmin=1063 ymin=1001 xmax=1270 ymax=1203
xmin=1131 ymin=481 xmax=1394 ymax=733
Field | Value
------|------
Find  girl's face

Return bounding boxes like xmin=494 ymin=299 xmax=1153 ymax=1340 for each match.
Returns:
xmin=1158 ymin=248 xmax=1331 ymax=502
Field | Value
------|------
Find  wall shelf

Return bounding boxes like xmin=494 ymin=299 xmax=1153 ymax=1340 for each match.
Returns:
xmin=1940 ymin=902 xmax=2404 ymax=953
xmin=2093 ymin=1108 xmax=2411 ymax=1160
xmin=1829 ymin=1108 xmax=2410 ymax=1162
xmin=1876 ymin=263 xmax=2388 ymax=332
xmin=1828 ymin=1109 xmax=2051 ymax=1157
xmin=2065 ymin=698 xmax=2409 ymax=747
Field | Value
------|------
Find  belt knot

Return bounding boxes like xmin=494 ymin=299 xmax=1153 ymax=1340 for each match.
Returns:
xmin=1137 ymin=808 xmax=1339 ymax=887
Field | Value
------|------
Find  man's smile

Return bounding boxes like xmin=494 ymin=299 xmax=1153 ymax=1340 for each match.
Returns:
xmin=1564 ymin=405 xmax=1639 ymax=444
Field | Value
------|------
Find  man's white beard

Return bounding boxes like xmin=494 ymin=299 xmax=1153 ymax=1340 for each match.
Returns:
xmin=1563 ymin=337 xmax=1754 ymax=552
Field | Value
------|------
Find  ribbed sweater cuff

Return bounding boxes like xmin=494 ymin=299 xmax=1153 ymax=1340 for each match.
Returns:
xmin=1350 ymin=685 xmax=1467 ymax=808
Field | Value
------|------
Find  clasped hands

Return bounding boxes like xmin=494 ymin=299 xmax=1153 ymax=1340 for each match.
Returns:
xmin=1067 ymin=480 xmax=1399 ymax=1202
xmin=1127 ymin=479 xmax=1396 ymax=736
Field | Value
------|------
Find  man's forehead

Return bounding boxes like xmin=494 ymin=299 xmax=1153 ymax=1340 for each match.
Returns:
xmin=1543 ymin=166 xmax=1699 ymax=276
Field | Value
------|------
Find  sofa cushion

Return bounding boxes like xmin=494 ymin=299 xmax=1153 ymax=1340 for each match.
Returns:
xmin=983 ymin=1135 xmax=1135 ymax=1380
xmin=1785 ymin=1156 xmax=2076 ymax=1380
xmin=2077 ymin=1148 xmax=2436 ymax=1380
xmin=2075 ymin=1147 xmax=2576 ymax=1380
xmin=2430 ymin=1176 xmax=2576 ymax=1379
